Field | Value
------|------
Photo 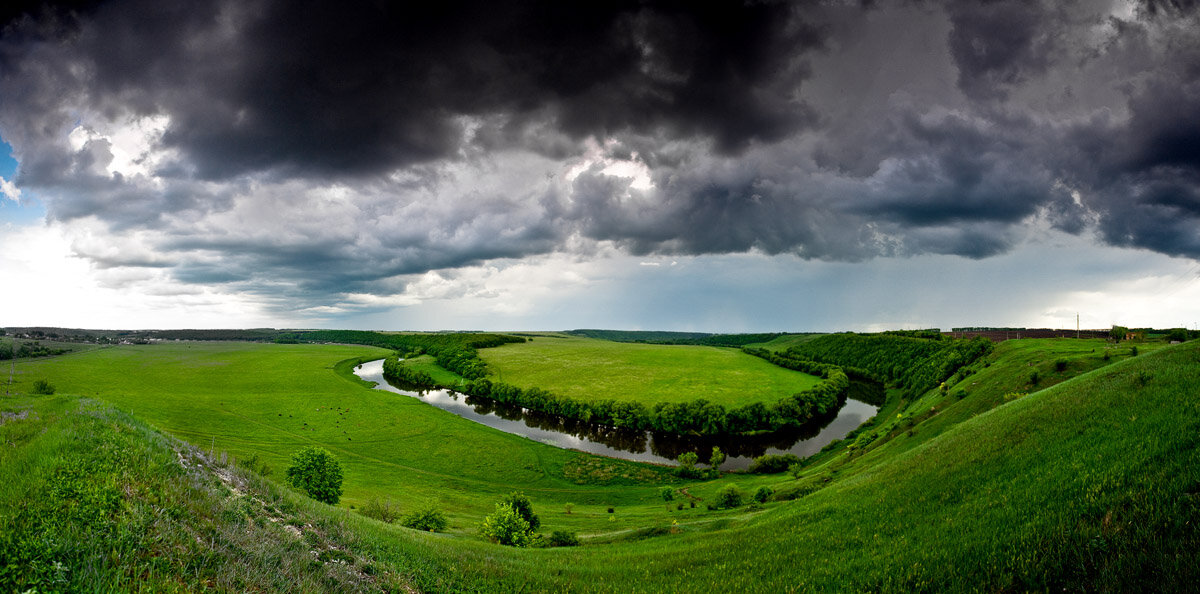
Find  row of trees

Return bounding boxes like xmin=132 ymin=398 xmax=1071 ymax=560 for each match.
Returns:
xmin=0 ymin=341 xmax=71 ymax=360
xmin=443 ymin=365 xmax=849 ymax=436
xmin=381 ymin=358 xmax=436 ymax=387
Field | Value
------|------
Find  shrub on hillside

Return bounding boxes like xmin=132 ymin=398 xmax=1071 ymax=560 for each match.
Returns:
xmin=31 ymin=379 xmax=55 ymax=395
xmin=748 ymin=453 xmax=802 ymax=474
xmin=480 ymin=503 xmax=532 ymax=547
xmin=660 ymin=486 xmax=675 ymax=502
xmin=360 ymin=497 xmax=399 ymax=524
xmin=548 ymin=530 xmax=580 ymax=547
xmin=285 ymin=446 xmax=343 ymax=505
xmin=715 ymin=484 xmax=744 ymax=509
xmin=676 ymin=451 xmax=701 ymax=478
xmin=753 ymin=486 xmax=774 ymax=504
xmin=500 ymin=492 xmax=540 ymax=531
xmin=401 ymin=504 xmax=448 ymax=532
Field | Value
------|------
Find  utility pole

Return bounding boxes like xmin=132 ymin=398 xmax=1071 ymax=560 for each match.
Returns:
xmin=1077 ymin=313 xmax=1080 ymax=339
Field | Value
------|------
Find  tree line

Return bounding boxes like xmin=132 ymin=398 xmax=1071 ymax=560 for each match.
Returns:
xmin=0 ymin=341 xmax=71 ymax=360
xmin=383 ymin=352 xmax=850 ymax=436
xmin=282 ymin=330 xmax=526 ymax=380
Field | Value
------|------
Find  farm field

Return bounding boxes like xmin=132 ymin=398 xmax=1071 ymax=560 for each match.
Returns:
xmin=476 ymin=334 xmax=823 ymax=406
xmin=1 ymin=333 xmax=1196 ymax=592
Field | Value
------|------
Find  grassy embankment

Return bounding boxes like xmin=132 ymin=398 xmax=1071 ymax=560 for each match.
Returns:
xmin=3 ymin=335 xmax=1196 ymax=591
xmin=472 ymin=334 xmax=823 ymax=407
xmin=0 ymin=395 xmax=413 ymax=592
xmin=339 ymin=337 xmax=1200 ymax=592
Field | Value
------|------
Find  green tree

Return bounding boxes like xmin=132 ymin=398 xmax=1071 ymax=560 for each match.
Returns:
xmin=676 ymin=451 xmax=699 ymax=478
xmin=480 ymin=503 xmax=532 ymax=547
xmin=1110 ymin=325 xmax=1129 ymax=342
xmin=709 ymin=446 xmax=726 ymax=469
xmin=285 ymin=446 xmax=343 ymax=504
xmin=500 ymin=491 xmax=539 ymax=531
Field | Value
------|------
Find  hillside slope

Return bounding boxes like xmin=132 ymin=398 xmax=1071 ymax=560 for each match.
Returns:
xmin=0 ymin=396 xmax=414 ymax=592
xmin=2 ymin=340 xmax=1197 ymax=592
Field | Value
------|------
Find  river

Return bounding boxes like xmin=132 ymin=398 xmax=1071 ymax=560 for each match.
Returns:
xmin=354 ymin=359 xmax=878 ymax=470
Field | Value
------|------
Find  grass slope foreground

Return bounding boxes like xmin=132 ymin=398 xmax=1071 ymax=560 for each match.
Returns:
xmin=0 ymin=338 xmax=1197 ymax=592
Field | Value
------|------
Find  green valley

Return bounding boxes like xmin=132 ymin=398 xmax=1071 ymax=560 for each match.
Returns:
xmin=1 ymin=330 xmax=1197 ymax=592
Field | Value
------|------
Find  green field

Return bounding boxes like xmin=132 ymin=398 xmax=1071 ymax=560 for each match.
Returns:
xmin=477 ymin=335 xmax=823 ymax=406
xmin=6 ymin=342 xmax=755 ymax=537
xmin=2 ymin=334 xmax=1197 ymax=592
xmin=743 ymin=333 xmax=825 ymax=351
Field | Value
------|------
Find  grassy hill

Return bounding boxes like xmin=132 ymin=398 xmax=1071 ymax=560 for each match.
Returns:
xmin=476 ymin=335 xmax=823 ymax=406
xmin=2 ymin=335 xmax=1196 ymax=591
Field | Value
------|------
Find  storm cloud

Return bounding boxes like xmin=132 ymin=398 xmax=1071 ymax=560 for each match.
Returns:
xmin=1 ymin=0 xmax=1198 ymax=316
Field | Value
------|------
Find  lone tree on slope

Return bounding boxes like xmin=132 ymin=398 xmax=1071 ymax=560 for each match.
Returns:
xmin=285 ymin=446 xmax=344 ymax=505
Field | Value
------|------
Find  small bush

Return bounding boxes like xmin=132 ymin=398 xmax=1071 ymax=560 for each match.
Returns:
xmin=752 ymin=486 xmax=774 ymax=504
xmin=715 ymin=484 xmax=744 ymax=509
xmin=401 ymin=504 xmax=448 ymax=532
xmin=480 ymin=503 xmax=532 ymax=547
xmin=1028 ymin=370 xmax=1040 ymax=386
xmin=1055 ymin=359 xmax=1068 ymax=372
xmin=606 ymin=506 xmax=615 ymax=514
xmin=1103 ymin=350 xmax=1111 ymax=361
xmin=548 ymin=530 xmax=580 ymax=547
xmin=787 ymin=462 xmax=804 ymax=479
xmin=1135 ymin=370 xmax=1153 ymax=386
xmin=360 ymin=497 xmax=399 ymax=524
xmin=660 ymin=487 xmax=675 ymax=502
xmin=953 ymin=388 xmax=967 ymax=399
xmin=748 ymin=453 xmax=802 ymax=474
xmin=564 ymin=502 xmax=574 ymax=515
xmin=31 ymin=379 xmax=55 ymax=395
xmin=1131 ymin=346 xmax=1139 ymax=356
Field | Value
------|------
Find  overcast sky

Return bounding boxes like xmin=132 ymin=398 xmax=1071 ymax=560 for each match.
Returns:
xmin=2 ymin=0 xmax=1199 ymax=332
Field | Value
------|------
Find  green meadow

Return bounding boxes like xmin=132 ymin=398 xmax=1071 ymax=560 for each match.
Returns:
xmin=477 ymin=334 xmax=823 ymax=406
xmin=1 ymin=333 xmax=1197 ymax=592
xmin=6 ymin=342 xmax=765 ymax=537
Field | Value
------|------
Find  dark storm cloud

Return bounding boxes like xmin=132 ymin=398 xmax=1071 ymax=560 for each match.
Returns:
xmin=2 ymin=0 xmax=1200 ymax=314
xmin=4 ymin=0 xmax=827 ymax=180
xmin=946 ymin=0 xmax=1057 ymax=102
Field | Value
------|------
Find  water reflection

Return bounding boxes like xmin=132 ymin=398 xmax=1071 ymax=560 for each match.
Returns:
xmin=355 ymin=359 xmax=879 ymax=470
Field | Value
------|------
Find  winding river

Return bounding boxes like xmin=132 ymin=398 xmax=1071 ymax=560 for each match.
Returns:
xmin=354 ymin=359 xmax=878 ymax=471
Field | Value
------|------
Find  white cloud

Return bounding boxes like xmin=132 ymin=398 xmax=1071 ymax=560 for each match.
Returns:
xmin=0 ymin=220 xmax=293 ymax=329
xmin=0 ymin=176 xmax=19 ymax=202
